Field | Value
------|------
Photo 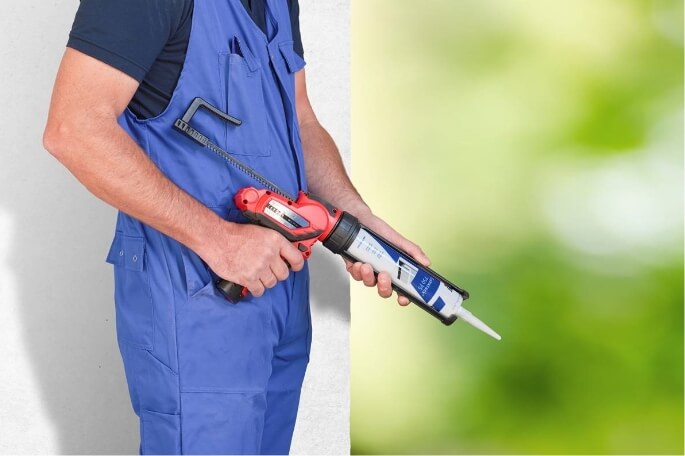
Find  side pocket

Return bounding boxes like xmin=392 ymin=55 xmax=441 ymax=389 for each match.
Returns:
xmin=180 ymin=208 xmax=249 ymax=298
xmin=219 ymin=36 xmax=271 ymax=157
xmin=106 ymin=232 xmax=154 ymax=349
xmin=141 ymin=409 xmax=181 ymax=455
xmin=180 ymin=244 xmax=213 ymax=298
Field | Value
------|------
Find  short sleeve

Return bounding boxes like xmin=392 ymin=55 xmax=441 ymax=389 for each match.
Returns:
xmin=289 ymin=0 xmax=304 ymax=58
xmin=67 ymin=0 xmax=189 ymax=82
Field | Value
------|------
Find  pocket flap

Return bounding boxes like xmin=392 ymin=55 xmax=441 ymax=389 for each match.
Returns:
xmin=279 ymin=40 xmax=306 ymax=73
xmin=106 ymin=232 xmax=146 ymax=272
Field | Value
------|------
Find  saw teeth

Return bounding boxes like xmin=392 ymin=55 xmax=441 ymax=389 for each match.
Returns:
xmin=204 ymin=142 xmax=294 ymax=200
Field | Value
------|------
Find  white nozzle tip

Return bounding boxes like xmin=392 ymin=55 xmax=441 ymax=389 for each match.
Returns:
xmin=456 ymin=307 xmax=501 ymax=340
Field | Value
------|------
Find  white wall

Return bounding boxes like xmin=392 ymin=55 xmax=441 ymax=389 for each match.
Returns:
xmin=0 ymin=1 xmax=349 ymax=454
xmin=292 ymin=1 xmax=351 ymax=454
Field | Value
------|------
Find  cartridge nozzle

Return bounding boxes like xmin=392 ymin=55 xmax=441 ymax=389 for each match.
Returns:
xmin=455 ymin=306 xmax=501 ymax=340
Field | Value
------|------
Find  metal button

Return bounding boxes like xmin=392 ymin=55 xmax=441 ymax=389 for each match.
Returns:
xmin=132 ymin=255 xmax=138 ymax=262
xmin=119 ymin=250 xmax=124 ymax=256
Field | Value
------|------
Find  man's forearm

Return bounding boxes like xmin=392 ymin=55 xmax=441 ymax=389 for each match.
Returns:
xmin=44 ymin=116 xmax=223 ymax=257
xmin=299 ymin=119 xmax=371 ymax=218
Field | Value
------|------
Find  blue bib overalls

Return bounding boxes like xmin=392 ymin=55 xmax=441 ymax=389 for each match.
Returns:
xmin=104 ymin=1 xmax=311 ymax=453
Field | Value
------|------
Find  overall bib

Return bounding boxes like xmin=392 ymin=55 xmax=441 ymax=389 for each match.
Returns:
xmin=104 ymin=1 xmax=311 ymax=453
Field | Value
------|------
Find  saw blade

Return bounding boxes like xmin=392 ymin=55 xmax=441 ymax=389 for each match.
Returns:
xmin=174 ymin=118 xmax=296 ymax=201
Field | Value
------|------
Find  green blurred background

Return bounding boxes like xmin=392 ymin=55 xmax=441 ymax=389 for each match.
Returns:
xmin=349 ymin=0 xmax=683 ymax=454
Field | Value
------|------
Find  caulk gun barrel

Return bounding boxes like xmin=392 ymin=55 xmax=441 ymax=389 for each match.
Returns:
xmin=323 ymin=212 xmax=501 ymax=339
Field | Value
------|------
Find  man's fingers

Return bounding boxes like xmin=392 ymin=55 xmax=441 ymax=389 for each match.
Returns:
xmin=279 ymin=241 xmax=305 ymax=272
xmin=376 ymin=272 xmax=393 ymax=298
xmin=345 ymin=260 xmax=355 ymax=274
xmin=347 ymin=261 xmax=415 ymax=306
xmin=261 ymin=272 xmax=279 ymax=289
xmin=348 ymin=262 xmax=363 ymax=281
xmin=271 ymin=261 xmax=289 ymax=281
xmin=248 ymin=281 xmax=265 ymax=297
xmin=360 ymin=264 xmax=376 ymax=287
xmin=401 ymin=240 xmax=431 ymax=267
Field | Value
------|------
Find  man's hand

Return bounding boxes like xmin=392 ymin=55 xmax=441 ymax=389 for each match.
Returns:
xmin=293 ymin=68 xmax=431 ymax=306
xmin=346 ymin=210 xmax=431 ymax=306
xmin=199 ymin=222 xmax=304 ymax=297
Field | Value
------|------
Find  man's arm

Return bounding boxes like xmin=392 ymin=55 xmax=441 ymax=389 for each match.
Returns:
xmin=44 ymin=49 xmax=303 ymax=296
xmin=294 ymin=70 xmax=430 ymax=305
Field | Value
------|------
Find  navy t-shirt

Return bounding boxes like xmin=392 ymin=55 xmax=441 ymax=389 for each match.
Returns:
xmin=67 ymin=0 xmax=304 ymax=119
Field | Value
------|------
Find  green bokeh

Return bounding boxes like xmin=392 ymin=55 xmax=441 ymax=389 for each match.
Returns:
xmin=350 ymin=1 xmax=683 ymax=454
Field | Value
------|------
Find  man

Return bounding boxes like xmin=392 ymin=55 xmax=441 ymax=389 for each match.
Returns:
xmin=43 ymin=1 xmax=429 ymax=454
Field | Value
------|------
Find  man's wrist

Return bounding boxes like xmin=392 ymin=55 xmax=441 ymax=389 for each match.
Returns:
xmin=337 ymin=196 xmax=373 ymax=221
xmin=188 ymin=212 xmax=233 ymax=261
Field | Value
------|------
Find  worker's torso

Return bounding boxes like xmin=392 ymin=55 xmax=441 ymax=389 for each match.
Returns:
xmin=118 ymin=0 xmax=307 ymax=217
xmin=107 ymin=0 xmax=309 ymax=356
xmin=126 ymin=0 xmax=304 ymax=119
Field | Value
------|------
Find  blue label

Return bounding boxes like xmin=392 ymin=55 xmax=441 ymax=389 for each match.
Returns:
xmin=367 ymin=229 xmax=441 ymax=303
xmin=433 ymin=297 xmax=446 ymax=312
xmin=411 ymin=269 xmax=440 ymax=303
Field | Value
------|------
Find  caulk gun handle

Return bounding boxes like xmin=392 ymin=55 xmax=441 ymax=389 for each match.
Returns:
xmin=216 ymin=279 xmax=249 ymax=303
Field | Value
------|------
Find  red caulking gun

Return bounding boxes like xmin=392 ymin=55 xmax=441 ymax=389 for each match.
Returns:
xmin=174 ymin=98 xmax=500 ymax=340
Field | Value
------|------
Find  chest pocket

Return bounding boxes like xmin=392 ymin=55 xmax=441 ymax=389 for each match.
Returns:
xmin=219 ymin=37 xmax=271 ymax=157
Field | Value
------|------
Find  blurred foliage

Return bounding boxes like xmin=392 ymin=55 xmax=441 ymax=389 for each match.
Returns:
xmin=350 ymin=0 xmax=683 ymax=454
